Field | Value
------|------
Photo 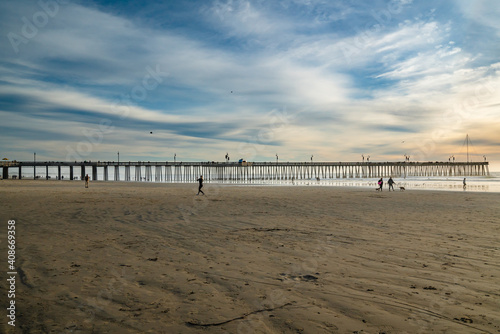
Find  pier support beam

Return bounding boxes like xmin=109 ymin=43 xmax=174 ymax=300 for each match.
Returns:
xmin=155 ymin=166 xmax=162 ymax=182
xmin=125 ymin=166 xmax=130 ymax=181
xmin=70 ymin=166 xmax=74 ymax=180
xmin=135 ymin=166 xmax=142 ymax=181
xmin=2 ymin=167 xmax=8 ymax=179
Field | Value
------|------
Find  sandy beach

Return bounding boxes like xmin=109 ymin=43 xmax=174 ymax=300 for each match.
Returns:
xmin=1 ymin=180 xmax=499 ymax=333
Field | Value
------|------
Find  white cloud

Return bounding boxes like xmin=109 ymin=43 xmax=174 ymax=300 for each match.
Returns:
xmin=456 ymin=0 xmax=500 ymax=37
xmin=206 ymin=0 xmax=292 ymax=39
xmin=377 ymin=45 xmax=469 ymax=80
xmin=1 ymin=1 xmax=499 ymax=166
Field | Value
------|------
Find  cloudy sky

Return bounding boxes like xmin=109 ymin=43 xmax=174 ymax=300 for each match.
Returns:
xmin=1 ymin=0 xmax=499 ymax=169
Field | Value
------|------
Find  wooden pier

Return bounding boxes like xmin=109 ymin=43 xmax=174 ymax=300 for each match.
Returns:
xmin=1 ymin=161 xmax=490 ymax=182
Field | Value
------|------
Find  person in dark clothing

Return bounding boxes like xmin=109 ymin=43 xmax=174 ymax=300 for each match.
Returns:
xmin=197 ymin=175 xmax=205 ymax=195
xmin=378 ymin=178 xmax=383 ymax=191
xmin=388 ymin=177 xmax=395 ymax=191
xmin=85 ymin=174 xmax=89 ymax=188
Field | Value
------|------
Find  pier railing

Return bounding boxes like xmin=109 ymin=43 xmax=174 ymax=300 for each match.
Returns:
xmin=1 ymin=161 xmax=490 ymax=181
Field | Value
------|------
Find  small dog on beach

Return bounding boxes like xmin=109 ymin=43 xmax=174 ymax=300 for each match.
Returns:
xmin=376 ymin=187 xmax=381 ymax=191
xmin=399 ymin=186 xmax=405 ymax=191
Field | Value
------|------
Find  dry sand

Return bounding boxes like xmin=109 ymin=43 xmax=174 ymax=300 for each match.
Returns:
xmin=0 ymin=180 xmax=499 ymax=333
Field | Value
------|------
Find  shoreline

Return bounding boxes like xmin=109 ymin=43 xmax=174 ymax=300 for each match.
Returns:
xmin=2 ymin=178 xmax=500 ymax=194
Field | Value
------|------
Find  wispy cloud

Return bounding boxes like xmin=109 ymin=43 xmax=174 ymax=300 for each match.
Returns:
xmin=0 ymin=0 xmax=499 ymax=169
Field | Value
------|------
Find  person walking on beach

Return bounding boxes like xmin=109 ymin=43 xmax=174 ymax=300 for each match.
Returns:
xmin=197 ymin=175 xmax=205 ymax=195
xmin=388 ymin=177 xmax=395 ymax=191
xmin=463 ymin=178 xmax=467 ymax=190
xmin=378 ymin=178 xmax=383 ymax=191
xmin=85 ymin=174 xmax=89 ymax=188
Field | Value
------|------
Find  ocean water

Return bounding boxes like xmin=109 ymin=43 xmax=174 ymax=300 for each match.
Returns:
xmin=8 ymin=167 xmax=500 ymax=193
xmin=269 ymin=174 xmax=500 ymax=193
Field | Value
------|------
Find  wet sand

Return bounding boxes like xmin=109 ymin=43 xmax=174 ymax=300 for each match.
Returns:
xmin=1 ymin=180 xmax=499 ymax=333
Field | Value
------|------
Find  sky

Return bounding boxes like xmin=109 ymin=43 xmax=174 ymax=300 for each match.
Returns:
xmin=1 ymin=0 xmax=499 ymax=170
